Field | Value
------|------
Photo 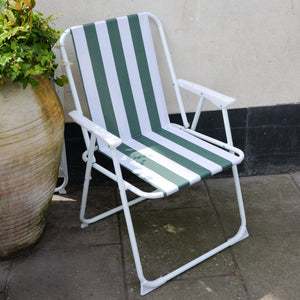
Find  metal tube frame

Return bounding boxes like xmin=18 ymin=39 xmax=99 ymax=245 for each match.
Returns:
xmin=52 ymin=48 xmax=69 ymax=194
xmin=54 ymin=140 xmax=69 ymax=194
xmin=77 ymin=127 xmax=248 ymax=295
xmin=58 ymin=13 xmax=248 ymax=295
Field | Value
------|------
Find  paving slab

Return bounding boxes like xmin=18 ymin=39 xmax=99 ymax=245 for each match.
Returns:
xmin=124 ymin=181 xmax=212 ymax=211
xmin=206 ymin=174 xmax=300 ymax=211
xmin=127 ymin=275 xmax=248 ymax=300
xmin=2 ymin=172 xmax=300 ymax=299
xmin=292 ymin=172 xmax=300 ymax=191
xmin=232 ymin=233 xmax=300 ymax=300
xmin=218 ymin=208 xmax=299 ymax=239
xmin=120 ymin=207 xmax=237 ymax=285
xmin=205 ymin=174 xmax=300 ymax=237
xmin=7 ymin=246 xmax=125 ymax=300
xmin=0 ymin=260 xmax=11 ymax=295
xmin=39 ymin=185 xmax=120 ymax=250
xmin=52 ymin=184 xmax=118 ymax=219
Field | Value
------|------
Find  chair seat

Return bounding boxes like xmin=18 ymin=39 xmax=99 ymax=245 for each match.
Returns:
xmin=99 ymin=124 xmax=241 ymax=196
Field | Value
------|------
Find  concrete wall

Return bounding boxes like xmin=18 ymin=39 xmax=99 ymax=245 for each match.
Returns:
xmin=37 ymin=0 xmax=300 ymax=120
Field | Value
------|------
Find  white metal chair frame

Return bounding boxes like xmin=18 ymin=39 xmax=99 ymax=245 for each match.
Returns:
xmin=59 ymin=12 xmax=248 ymax=295
xmin=54 ymin=140 xmax=68 ymax=195
xmin=52 ymin=48 xmax=69 ymax=195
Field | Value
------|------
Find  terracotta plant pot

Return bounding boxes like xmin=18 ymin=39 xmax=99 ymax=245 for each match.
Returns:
xmin=0 ymin=77 xmax=64 ymax=258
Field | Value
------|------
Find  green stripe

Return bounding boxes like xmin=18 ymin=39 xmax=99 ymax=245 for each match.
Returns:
xmin=128 ymin=14 xmax=162 ymax=131
xmin=136 ymin=135 xmax=211 ymax=178
xmin=106 ymin=18 xmax=141 ymax=137
xmin=158 ymin=128 xmax=233 ymax=170
xmin=82 ymin=23 xmax=119 ymax=136
xmin=118 ymin=143 xmax=189 ymax=190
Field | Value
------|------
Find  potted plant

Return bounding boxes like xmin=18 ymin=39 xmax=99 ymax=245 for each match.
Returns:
xmin=0 ymin=0 xmax=67 ymax=258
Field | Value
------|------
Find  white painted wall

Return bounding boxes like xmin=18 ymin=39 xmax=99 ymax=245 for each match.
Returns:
xmin=37 ymin=0 xmax=300 ymax=120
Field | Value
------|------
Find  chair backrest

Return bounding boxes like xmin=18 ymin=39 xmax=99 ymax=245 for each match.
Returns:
xmin=70 ymin=13 xmax=173 ymax=146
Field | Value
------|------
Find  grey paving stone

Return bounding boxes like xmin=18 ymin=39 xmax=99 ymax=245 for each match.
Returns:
xmin=52 ymin=184 xmax=118 ymax=219
xmin=206 ymin=174 xmax=300 ymax=212
xmin=3 ymin=173 xmax=299 ymax=300
xmin=0 ymin=260 xmax=11 ymax=292
xmin=38 ymin=185 xmax=120 ymax=250
xmin=7 ymin=246 xmax=125 ymax=300
xmin=127 ymin=275 xmax=248 ymax=300
xmin=124 ymin=181 xmax=212 ymax=211
xmin=120 ymin=208 xmax=237 ymax=285
xmin=206 ymin=174 xmax=300 ymax=237
xmin=219 ymin=207 xmax=300 ymax=238
xmin=292 ymin=172 xmax=300 ymax=191
xmin=232 ymin=233 xmax=300 ymax=300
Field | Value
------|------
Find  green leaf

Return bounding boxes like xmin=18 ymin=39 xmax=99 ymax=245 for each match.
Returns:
xmin=23 ymin=80 xmax=28 ymax=89
xmin=54 ymin=75 xmax=68 ymax=87
xmin=10 ymin=1 xmax=22 ymax=10
xmin=5 ymin=9 xmax=16 ymax=24
xmin=0 ymin=0 xmax=7 ymax=9
xmin=31 ymin=0 xmax=36 ymax=9
xmin=23 ymin=0 xmax=32 ymax=8
xmin=28 ymin=76 xmax=39 ymax=88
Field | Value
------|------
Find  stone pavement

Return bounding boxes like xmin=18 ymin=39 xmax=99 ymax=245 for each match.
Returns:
xmin=1 ymin=172 xmax=300 ymax=300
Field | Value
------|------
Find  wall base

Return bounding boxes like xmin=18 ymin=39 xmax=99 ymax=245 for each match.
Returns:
xmin=64 ymin=103 xmax=300 ymax=184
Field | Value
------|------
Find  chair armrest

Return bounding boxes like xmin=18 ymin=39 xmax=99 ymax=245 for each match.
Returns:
xmin=177 ymin=79 xmax=235 ymax=109
xmin=69 ymin=111 xmax=122 ymax=149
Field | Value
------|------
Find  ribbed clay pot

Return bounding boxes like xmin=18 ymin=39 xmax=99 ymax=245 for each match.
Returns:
xmin=0 ymin=77 xmax=64 ymax=258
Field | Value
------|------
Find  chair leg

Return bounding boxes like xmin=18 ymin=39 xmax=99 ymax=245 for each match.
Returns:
xmin=140 ymin=166 xmax=249 ymax=295
xmin=79 ymin=135 xmax=97 ymax=228
xmin=229 ymin=165 xmax=249 ymax=242
xmin=79 ymin=168 xmax=92 ymax=229
xmin=110 ymin=149 xmax=147 ymax=285
xmin=83 ymin=146 xmax=249 ymax=295
xmin=115 ymin=165 xmax=248 ymax=295
xmin=54 ymin=140 xmax=69 ymax=194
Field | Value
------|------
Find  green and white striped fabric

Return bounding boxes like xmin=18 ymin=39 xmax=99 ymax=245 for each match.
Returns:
xmin=71 ymin=12 xmax=241 ymax=196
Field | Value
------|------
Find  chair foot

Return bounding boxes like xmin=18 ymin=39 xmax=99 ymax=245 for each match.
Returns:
xmin=138 ymin=225 xmax=249 ymax=295
xmin=140 ymin=277 xmax=167 ymax=296
xmin=81 ymin=222 xmax=89 ymax=229
xmin=239 ymin=227 xmax=249 ymax=241
xmin=227 ymin=226 xmax=249 ymax=245
xmin=58 ymin=188 xmax=67 ymax=195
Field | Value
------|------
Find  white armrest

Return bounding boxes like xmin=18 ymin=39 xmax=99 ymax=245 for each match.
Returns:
xmin=178 ymin=79 xmax=235 ymax=109
xmin=69 ymin=111 xmax=122 ymax=149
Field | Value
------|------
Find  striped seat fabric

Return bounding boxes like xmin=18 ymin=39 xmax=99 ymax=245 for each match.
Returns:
xmin=71 ymin=13 xmax=241 ymax=196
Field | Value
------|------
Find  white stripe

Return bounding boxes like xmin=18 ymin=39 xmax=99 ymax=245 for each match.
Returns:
xmin=94 ymin=21 xmax=132 ymax=141
xmin=143 ymin=130 xmax=223 ymax=175
xmin=100 ymin=146 xmax=179 ymax=195
xmin=71 ymin=25 xmax=106 ymax=130
xmin=125 ymin=139 xmax=200 ymax=184
xmin=138 ymin=13 xmax=170 ymax=128
xmin=165 ymin=124 xmax=240 ymax=165
xmin=72 ymin=18 xmax=238 ymax=195
xmin=117 ymin=16 xmax=153 ymax=135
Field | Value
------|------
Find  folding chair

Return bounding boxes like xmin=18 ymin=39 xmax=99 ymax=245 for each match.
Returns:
xmin=59 ymin=12 xmax=248 ymax=295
